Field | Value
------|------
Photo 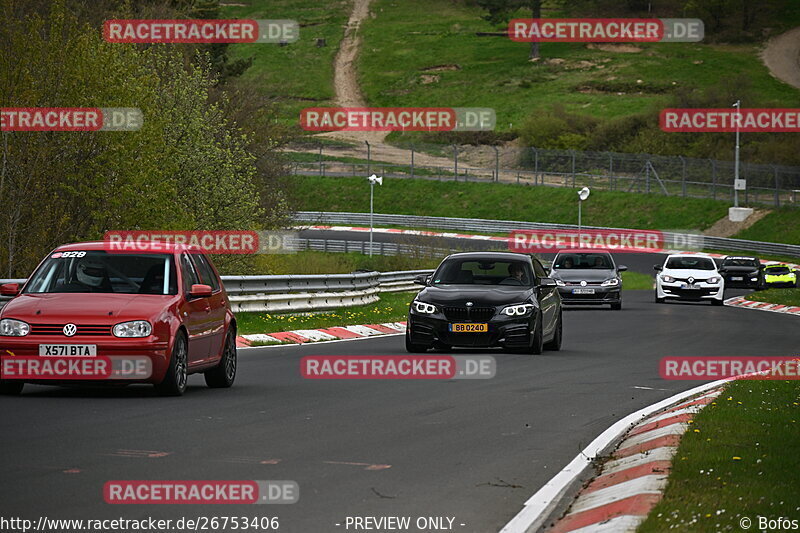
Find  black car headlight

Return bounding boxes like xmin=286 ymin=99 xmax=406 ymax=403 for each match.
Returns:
xmin=554 ymin=279 xmax=566 ymax=286
xmin=661 ymin=275 xmax=675 ymax=283
xmin=706 ymin=276 xmax=721 ymax=284
xmin=501 ymin=304 xmax=534 ymax=317
xmin=0 ymin=318 xmax=30 ymax=337
xmin=412 ymin=301 xmax=437 ymax=314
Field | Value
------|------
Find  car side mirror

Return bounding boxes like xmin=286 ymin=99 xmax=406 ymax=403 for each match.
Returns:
xmin=653 ymin=265 xmax=662 ymax=272
xmin=617 ymin=265 xmax=628 ymax=272
xmin=0 ymin=283 xmax=20 ymax=296
xmin=538 ymin=277 xmax=557 ymax=288
xmin=413 ymin=274 xmax=430 ymax=286
xmin=189 ymin=283 xmax=213 ymax=298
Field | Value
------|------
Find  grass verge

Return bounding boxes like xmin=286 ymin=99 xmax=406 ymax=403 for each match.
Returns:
xmin=733 ymin=208 xmax=800 ymax=247
xmin=621 ymin=271 xmax=654 ymax=290
xmin=638 ymin=380 xmax=800 ymax=532
xmin=236 ymin=291 xmax=413 ymax=335
xmin=253 ymin=250 xmax=441 ymax=275
xmin=358 ymin=0 xmax=800 ymax=130
xmin=744 ymin=288 xmax=800 ymax=307
xmin=292 ymin=176 xmax=729 ymax=231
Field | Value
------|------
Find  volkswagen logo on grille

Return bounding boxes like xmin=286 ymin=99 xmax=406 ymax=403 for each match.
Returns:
xmin=63 ymin=323 xmax=77 ymax=337
xmin=465 ymin=302 xmax=473 ymax=307
xmin=688 ymin=277 xmax=695 ymax=284
xmin=580 ymin=280 xmax=587 ymax=286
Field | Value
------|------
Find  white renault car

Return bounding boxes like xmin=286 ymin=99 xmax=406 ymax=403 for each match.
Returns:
xmin=654 ymin=254 xmax=725 ymax=305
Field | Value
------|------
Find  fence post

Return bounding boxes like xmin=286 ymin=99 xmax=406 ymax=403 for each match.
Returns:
xmin=774 ymin=166 xmax=780 ymax=207
xmin=493 ymin=146 xmax=499 ymax=182
xmin=533 ymin=147 xmax=539 ymax=185
xmin=571 ymin=150 xmax=576 ymax=188
xmin=365 ymin=141 xmax=371 ymax=176
xmin=608 ymin=153 xmax=614 ymax=191
xmin=679 ymin=156 xmax=686 ymax=197
xmin=411 ymin=143 xmax=415 ymax=178
xmin=319 ymin=143 xmax=323 ymax=176
xmin=453 ymin=144 xmax=458 ymax=180
xmin=710 ymin=159 xmax=717 ymax=200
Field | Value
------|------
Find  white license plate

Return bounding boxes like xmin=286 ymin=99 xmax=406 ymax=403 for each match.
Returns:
xmin=39 ymin=344 xmax=97 ymax=357
xmin=572 ymin=288 xmax=595 ymax=294
xmin=680 ymin=284 xmax=699 ymax=289
xmin=731 ymin=276 xmax=743 ymax=281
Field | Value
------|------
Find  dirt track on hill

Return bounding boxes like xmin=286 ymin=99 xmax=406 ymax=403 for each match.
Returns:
xmin=761 ymin=26 xmax=800 ymax=89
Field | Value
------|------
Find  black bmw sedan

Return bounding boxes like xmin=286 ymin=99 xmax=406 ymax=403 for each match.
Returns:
xmin=405 ymin=252 xmax=562 ymax=354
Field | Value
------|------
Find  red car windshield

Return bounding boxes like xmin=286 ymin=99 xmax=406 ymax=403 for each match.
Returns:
xmin=23 ymin=250 xmax=178 ymax=295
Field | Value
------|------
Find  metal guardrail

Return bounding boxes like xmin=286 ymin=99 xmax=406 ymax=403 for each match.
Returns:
xmin=0 ymin=271 xmax=432 ymax=313
xmin=294 ymin=211 xmax=800 ymax=258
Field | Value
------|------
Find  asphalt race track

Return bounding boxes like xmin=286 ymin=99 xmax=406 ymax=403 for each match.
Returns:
xmin=2 ymin=291 xmax=796 ymax=532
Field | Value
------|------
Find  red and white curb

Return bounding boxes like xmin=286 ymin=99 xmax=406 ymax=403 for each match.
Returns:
xmin=724 ymin=296 xmax=800 ymax=316
xmin=500 ymin=379 xmax=730 ymax=533
xmin=236 ymin=322 xmax=406 ymax=347
xmin=544 ymin=390 xmax=722 ymax=533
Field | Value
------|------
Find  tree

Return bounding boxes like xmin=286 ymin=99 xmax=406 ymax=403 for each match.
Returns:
xmin=0 ymin=0 xmax=286 ymax=276
xmin=477 ymin=0 xmax=543 ymax=60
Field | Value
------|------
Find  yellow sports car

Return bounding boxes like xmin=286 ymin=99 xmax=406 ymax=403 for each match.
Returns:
xmin=763 ymin=264 xmax=798 ymax=288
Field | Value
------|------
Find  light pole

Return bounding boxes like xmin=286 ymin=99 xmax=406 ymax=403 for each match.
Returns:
xmin=733 ymin=100 xmax=741 ymax=208
xmin=578 ymin=187 xmax=590 ymax=239
xmin=367 ymin=174 xmax=383 ymax=257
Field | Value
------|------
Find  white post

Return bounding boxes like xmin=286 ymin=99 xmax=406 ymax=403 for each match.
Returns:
xmin=369 ymin=180 xmax=374 ymax=257
xmin=734 ymin=100 xmax=741 ymax=208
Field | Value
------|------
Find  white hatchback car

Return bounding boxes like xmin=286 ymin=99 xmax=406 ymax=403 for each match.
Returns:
xmin=654 ymin=254 xmax=725 ymax=305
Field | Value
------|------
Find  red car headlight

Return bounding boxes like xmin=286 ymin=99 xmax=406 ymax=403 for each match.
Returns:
xmin=113 ymin=320 xmax=152 ymax=338
xmin=0 ymin=318 xmax=30 ymax=336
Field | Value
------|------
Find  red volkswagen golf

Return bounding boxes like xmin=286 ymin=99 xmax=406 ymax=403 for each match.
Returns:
xmin=0 ymin=242 xmax=237 ymax=396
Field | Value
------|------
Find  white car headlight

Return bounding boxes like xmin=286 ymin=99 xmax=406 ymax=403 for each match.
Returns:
xmin=601 ymin=278 xmax=620 ymax=287
xmin=707 ymin=277 xmax=720 ymax=284
xmin=554 ymin=279 xmax=566 ymax=286
xmin=501 ymin=304 xmax=534 ymax=317
xmin=113 ymin=320 xmax=152 ymax=338
xmin=661 ymin=275 xmax=675 ymax=283
xmin=0 ymin=318 xmax=30 ymax=337
xmin=412 ymin=301 xmax=437 ymax=314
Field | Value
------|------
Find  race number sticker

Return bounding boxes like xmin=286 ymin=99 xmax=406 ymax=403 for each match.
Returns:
xmin=52 ymin=251 xmax=86 ymax=258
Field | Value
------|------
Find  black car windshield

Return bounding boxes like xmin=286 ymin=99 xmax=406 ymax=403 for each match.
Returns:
xmin=553 ymin=253 xmax=613 ymax=269
xmin=23 ymin=250 xmax=178 ymax=295
xmin=665 ymin=256 xmax=716 ymax=270
xmin=433 ymin=259 xmax=533 ymax=286
xmin=722 ymin=257 xmax=759 ymax=268
xmin=766 ymin=266 xmax=791 ymax=275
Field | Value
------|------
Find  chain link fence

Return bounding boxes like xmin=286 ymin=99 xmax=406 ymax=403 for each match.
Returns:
xmin=286 ymin=140 xmax=800 ymax=208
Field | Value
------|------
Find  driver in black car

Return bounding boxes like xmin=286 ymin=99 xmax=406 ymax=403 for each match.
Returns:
xmin=500 ymin=263 xmax=528 ymax=285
